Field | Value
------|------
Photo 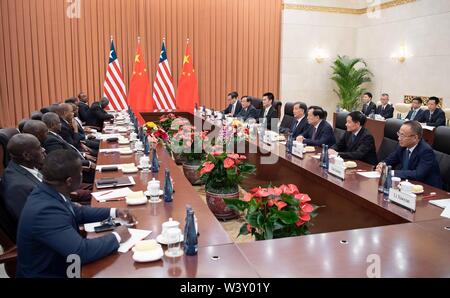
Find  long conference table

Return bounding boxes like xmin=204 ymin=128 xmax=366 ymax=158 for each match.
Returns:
xmin=82 ymin=112 xmax=450 ymax=277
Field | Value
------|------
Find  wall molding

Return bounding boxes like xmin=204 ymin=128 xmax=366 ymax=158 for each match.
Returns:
xmin=283 ymin=0 xmax=417 ymax=15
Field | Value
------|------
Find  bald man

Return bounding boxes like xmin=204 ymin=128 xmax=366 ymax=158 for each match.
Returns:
xmin=23 ymin=120 xmax=48 ymax=144
xmin=0 ymin=134 xmax=45 ymax=231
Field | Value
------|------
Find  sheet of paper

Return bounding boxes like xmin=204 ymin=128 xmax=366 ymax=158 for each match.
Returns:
xmin=96 ymin=133 xmax=122 ymax=140
xmin=357 ymin=171 xmax=381 ymax=178
xmin=99 ymin=149 xmax=121 ymax=153
xmin=118 ymin=229 xmax=152 ymax=253
xmin=441 ymin=206 xmax=450 ymax=219
xmin=92 ymin=187 xmax=132 ymax=202
xmin=429 ymin=199 xmax=450 ymax=209
xmin=96 ymin=163 xmax=136 ymax=171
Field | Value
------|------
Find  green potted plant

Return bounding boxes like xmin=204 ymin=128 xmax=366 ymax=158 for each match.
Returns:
xmin=331 ymin=55 xmax=373 ymax=111
xmin=225 ymin=184 xmax=319 ymax=240
xmin=199 ymin=152 xmax=256 ymax=220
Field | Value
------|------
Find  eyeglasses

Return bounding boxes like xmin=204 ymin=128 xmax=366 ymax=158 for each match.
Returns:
xmin=397 ymin=131 xmax=416 ymax=139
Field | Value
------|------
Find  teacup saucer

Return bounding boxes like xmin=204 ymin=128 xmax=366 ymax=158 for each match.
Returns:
xmin=132 ymin=246 xmax=164 ymax=262
xmin=156 ymin=234 xmax=184 ymax=245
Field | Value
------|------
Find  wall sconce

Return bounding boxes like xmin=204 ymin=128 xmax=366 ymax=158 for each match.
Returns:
xmin=313 ymin=48 xmax=329 ymax=63
xmin=391 ymin=45 xmax=411 ymax=63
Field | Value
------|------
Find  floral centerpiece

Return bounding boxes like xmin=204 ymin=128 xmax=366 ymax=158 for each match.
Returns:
xmin=144 ymin=121 xmax=169 ymax=143
xmin=157 ymin=113 xmax=177 ymax=136
xmin=199 ymin=152 xmax=256 ymax=220
xmin=225 ymin=184 xmax=319 ymax=240
xmin=170 ymin=124 xmax=209 ymax=185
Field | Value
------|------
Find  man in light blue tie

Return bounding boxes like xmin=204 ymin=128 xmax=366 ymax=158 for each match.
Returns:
xmin=405 ymin=97 xmax=424 ymax=121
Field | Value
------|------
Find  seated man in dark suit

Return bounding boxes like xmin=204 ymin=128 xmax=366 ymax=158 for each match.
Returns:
xmin=68 ymin=103 xmax=100 ymax=152
xmin=329 ymin=111 xmax=378 ymax=165
xmin=296 ymin=107 xmax=336 ymax=147
xmin=0 ymin=134 xmax=44 ymax=230
xmin=289 ymin=102 xmax=310 ymax=139
xmin=55 ymin=103 xmax=82 ymax=149
xmin=77 ymin=91 xmax=90 ymax=124
xmin=236 ymin=96 xmax=259 ymax=122
xmin=405 ymin=97 xmax=425 ymax=121
xmin=361 ymin=92 xmax=377 ymax=116
xmin=223 ymin=91 xmax=242 ymax=117
xmin=376 ymin=120 xmax=443 ymax=189
xmin=418 ymin=96 xmax=446 ymax=127
xmin=258 ymin=92 xmax=278 ymax=131
xmin=41 ymin=113 xmax=96 ymax=184
xmin=375 ymin=93 xmax=394 ymax=119
xmin=85 ymin=97 xmax=114 ymax=130
xmin=16 ymin=150 xmax=135 ymax=277
xmin=23 ymin=120 xmax=94 ymax=201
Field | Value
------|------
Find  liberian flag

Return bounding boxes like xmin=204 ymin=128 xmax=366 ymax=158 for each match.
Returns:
xmin=103 ymin=38 xmax=128 ymax=111
xmin=152 ymin=39 xmax=176 ymax=111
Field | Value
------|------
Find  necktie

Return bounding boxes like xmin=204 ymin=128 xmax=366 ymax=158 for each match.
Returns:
xmin=411 ymin=109 xmax=417 ymax=120
xmin=231 ymin=103 xmax=236 ymax=116
xmin=429 ymin=112 xmax=432 ymax=122
xmin=55 ymin=133 xmax=85 ymax=160
xmin=292 ymin=120 xmax=299 ymax=132
xmin=403 ymin=149 xmax=410 ymax=170
xmin=351 ymin=134 xmax=357 ymax=143
xmin=36 ymin=171 xmax=43 ymax=181
xmin=311 ymin=127 xmax=317 ymax=140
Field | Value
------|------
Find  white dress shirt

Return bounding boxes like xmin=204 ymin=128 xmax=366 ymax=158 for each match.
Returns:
xmin=20 ymin=165 xmax=43 ymax=182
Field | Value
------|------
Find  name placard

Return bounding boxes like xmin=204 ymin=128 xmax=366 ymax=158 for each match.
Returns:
xmin=291 ymin=143 xmax=304 ymax=159
xmin=388 ymin=188 xmax=416 ymax=212
xmin=328 ymin=157 xmax=345 ymax=180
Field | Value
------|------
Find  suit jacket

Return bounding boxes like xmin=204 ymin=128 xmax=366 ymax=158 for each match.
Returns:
xmin=223 ymin=100 xmax=242 ymax=117
xmin=331 ymin=127 xmax=378 ymax=165
xmin=236 ymin=105 xmax=259 ymax=122
xmin=406 ymin=108 xmax=425 ymax=121
xmin=16 ymin=183 xmax=119 ymax=277
xmin=302 ymin=120 xmax=336 ymax=147
xmin=86 ymin=104 xmax=113 ymax=129
xmin=259 ymin=106 xmax=278 ymax=131
xmin=43 ymin=132 xmax=90 ymax=167
xmin=290 ymin=116 xmax=310 ymax=139
xmin=78 ymin=102 xmax=90 ymax=124
xmin=419 ymin=108 xmax=446 ymax=127
xmin=60 ymin=118 xmax=82 ymax=149
xmin=0 ymin=161 xmax=41 ymax=226
xmin=361 ymin=101 xmax=377 ymax=116
xmin=375 ymin=104 xmax=394 ymax=119
xmin=384 ymin=139 xmax=443 ymax=189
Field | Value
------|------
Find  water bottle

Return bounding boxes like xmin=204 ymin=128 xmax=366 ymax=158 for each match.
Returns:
xmin=184 ymin=208 xmax=198 ymax=256
xmin=286 ymin=133 xmax=293 ymax=154
xmin=151 ymin=148 xmax=159 ymax=173
xmin=163 ymin=168 xmax=173 ymax=202
xmin=383 ymin=166 xmax=393 ymax=196
xmin=377 ymin=162 xmax=387 ymax=192
xmin=144 ymin=135 xmax=150 ymax=156
xmin=397 ymin=113 xmax=402 ymax=120
xmin=320 ymin=145 xmax=329 ymax=169
xmin=183 ymin=205 xmax=192 ymax=243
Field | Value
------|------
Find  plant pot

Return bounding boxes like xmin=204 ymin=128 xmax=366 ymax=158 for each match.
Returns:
xmin=182 ymin=161 xmax=204 ymax=185
xmin=206 ymin=188 xmax=239 ymax=220
xmin=173 ymin=153 xmax=186 ymax=165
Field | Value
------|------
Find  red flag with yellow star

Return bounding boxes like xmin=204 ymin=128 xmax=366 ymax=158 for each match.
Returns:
xmin=128 ymin=39 xmax=153 ymax=122
xmin=176 ymin=40 xmax=199 ymax=112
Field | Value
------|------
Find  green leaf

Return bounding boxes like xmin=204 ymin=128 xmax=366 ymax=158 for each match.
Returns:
xmin=247 ymin=212 xmax=260 ymax=227
xmin=238 ymin=223 xmax=249 ymax=237
xmin=281 ymin=194 xmax=299 ymax=207
xmin=223 ymin=198 xmax=248 ymax=211
xmin=276 ymin=210 xmax=299 ymax=225
xmin=248 ymin=198 xmax=259 ymax=214
xmin=257 ymin=213 xmax=265 ymax=227
xmin=264 ymin=223 xmax=273 ymax=240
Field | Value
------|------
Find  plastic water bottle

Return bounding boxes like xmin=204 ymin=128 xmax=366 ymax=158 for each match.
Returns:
xmin=184 ymin=208 xmax=198 ymax=256
xmin=378 ymin=162 xmax=387 ymax=193
xmin=163 ymin=168 xmax=173 ymax=202
xmin=286 ymin=133 xmax=293 ymax=154
xmin=144 ymin=135 xmax=150 ymax=156
xmin=383 ymin=166 xmax=393 ymax=196
xmin=151 ymin=148 xmax=159 ymax=173
xmin=320 ymin=145 xmax=329 ymax=169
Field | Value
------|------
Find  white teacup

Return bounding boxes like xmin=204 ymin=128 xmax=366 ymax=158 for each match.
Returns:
xmin=400 ymin=181 xmax=414 ymax=193
xmin=135 ymin=141 xmax=144 ymax=151
xmin=139 ymin=156 xmax=150 ymax=168
xmin=161 ymin=218 xmax=180 ymax=241
xmin=147 ymin=178 xmax=161 ymax=202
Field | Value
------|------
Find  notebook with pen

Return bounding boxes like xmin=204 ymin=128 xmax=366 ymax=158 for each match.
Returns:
xmin=95 ymin=176 xmax=136 ymax=189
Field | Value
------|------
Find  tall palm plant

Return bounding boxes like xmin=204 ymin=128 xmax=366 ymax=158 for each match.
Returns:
xmin=331 ymin=55 xmax=373 ymax=111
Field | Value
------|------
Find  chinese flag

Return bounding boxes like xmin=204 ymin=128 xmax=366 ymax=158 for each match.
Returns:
xmin=176 ymin=40 xmax=199 ymax=112
xmin=128 ymin=39 xmax=153 ymax=124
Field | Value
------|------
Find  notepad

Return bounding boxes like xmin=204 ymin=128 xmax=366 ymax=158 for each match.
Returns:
xmin=429 ymin=199 xmax=450 ymax=209
xmin=118 ymin=229 xmax=152 ymax=253
xmin=92 ymin=187 xmax=133 ymax=202
xmin=95 ymin=176 xmax=136 ymax=189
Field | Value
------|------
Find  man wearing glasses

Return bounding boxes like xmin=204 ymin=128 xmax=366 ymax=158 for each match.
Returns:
xmin=376 ymin=121 xmax=443 ymax=189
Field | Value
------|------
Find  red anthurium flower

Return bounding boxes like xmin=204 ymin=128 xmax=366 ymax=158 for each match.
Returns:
xmin=227 ymin=153 xmax=240 ymax=160
xmin=295 ymin=220 xmax=305 ymax=227
xmin=239 ymin=155 xmax=247 ymax=160
xmin=246 ymin=224 xmax=252 ymax=233
xmin=294 ymin=193 xmax=311 ymax=203
xmin=275 ymin=201 xmax=287 ymax=211
xmin=200 ymin=161 xmax=215 ymax=175
xmin=267 ymin=187 xmax=283 ymax=196
xmin=299 ymin=212 xmax=311 ymax=222
xmin=224 ymin=157 xmax=235 ymax=169
xmin=212 ymin=151 xmax=222 ymax=156
xmin=287 ymin=184 xmax=299 ymax=194
xmin=242 ymin=192 xmax=253 ymax=202
xmin=301 ymin=203 xmax=314 ymax=213
xmin=267 ymin=199 xmax=275 ymax=207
